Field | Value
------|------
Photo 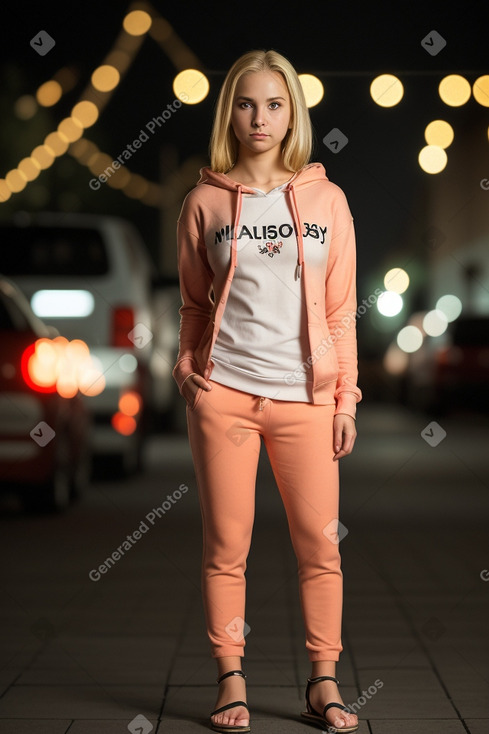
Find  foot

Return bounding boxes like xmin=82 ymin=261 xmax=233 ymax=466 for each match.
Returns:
xmin=211 ymin=673 xmax=249 ymax=729
xmin=308 ymin=678 xmax=358 ymax=730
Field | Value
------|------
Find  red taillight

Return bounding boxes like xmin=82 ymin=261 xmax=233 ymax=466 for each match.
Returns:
xmin=20 ymin=341 xmax=57 ymax=393
xmin=20 ymin=337 xmax=106 ymax=397
xmin=111 ymin=307 xmax=135 ymax=347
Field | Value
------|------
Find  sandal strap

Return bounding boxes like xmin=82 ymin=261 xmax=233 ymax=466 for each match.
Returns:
xmin=305 ymin=675 xmax=340 ymax=716
xmin=216 ymin=669 xmax=247 ymax=684
xmin=307 ymin=675 xmax=340 ymax=684
xmin=211 ymin=700 xmax=249 ymax=716
xmin=323 ymin=702 xmax=351 ymax=714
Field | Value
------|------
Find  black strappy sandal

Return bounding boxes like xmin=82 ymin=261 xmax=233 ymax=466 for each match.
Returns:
xmin=210 ymin=669 xmax=250 ymax=733
xmin=301 ymin=675 xmax=358 ymax=732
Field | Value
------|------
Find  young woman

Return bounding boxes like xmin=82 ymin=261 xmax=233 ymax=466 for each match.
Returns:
xmin=173 ymin=48 xmax=361 ymax=733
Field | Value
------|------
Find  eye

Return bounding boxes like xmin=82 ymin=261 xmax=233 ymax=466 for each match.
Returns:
xmin=238 ymin=102 xmax=252 ymax=109
xmin=269 ymin=102 xmax=280 ymax=109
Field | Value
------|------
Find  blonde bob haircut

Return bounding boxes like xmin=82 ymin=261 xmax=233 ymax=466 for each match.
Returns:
xmin=209 ymin=49 xmax=312 ymax=173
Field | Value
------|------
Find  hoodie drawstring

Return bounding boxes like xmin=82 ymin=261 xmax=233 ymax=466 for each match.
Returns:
xmin=231 ymin=181 xmax=304 ymax=279
xmin=288 ymin=183 xmax=304 ymax=280
xmin=231 ymin=184 xmax=243 ymax=269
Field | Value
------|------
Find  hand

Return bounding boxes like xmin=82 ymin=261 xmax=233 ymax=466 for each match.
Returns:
xmin=333 ymin=414 xmax=357 ymax=461
xmin=181 ymin=373 xmax=213 ymax=407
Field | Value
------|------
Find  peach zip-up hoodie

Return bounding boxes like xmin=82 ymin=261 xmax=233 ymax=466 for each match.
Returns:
xmin=173 ymin=161 xmax=362 ymax=419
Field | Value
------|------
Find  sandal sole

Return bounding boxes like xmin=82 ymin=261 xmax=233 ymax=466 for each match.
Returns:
xmin=301 ymin=710 xmax=358 ymax=732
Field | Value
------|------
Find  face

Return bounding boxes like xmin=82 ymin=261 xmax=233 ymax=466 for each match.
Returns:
xmin=230 ymin=70 xmax=292 ymax=156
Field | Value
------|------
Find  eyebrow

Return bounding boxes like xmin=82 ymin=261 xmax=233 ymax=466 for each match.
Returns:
xmin=236 ymin=96 xmax=287 ymax=102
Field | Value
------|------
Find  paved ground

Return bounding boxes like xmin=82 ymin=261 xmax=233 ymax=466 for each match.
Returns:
xmin=0 ymin=401 xmax=488 ymax=733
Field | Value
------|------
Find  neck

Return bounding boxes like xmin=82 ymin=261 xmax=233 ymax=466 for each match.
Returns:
xmin=232 ymin=146 xmax=292 ymax=181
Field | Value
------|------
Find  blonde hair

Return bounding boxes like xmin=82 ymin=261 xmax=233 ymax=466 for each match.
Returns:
xmin=209 ymin=49 xmax=313 ymax=173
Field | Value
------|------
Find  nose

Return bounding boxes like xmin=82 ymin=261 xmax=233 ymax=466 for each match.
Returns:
xmin=253 ymin=106 xmax=267 ymax=127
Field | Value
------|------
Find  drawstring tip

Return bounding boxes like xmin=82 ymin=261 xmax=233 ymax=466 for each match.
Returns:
xmin=295 ymin=263 xmax=302 ymax=280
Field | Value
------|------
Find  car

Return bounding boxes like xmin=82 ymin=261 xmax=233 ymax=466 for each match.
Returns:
xmin=0 ymin=275 xmax=92 ymax=512
xmin=0 ymin=212 xmax=174 ymax=474
xmin=385 ymin=312 xmax=489 ymax=414
xmin=433 ymin=315 xmax=489 ymax=411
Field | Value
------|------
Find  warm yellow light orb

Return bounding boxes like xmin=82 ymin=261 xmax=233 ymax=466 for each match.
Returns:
xmin=384 ymin=268 xmax=410 ymax=294
xmin=71 ymin=101 xmax=99 ymax=128
xmin=0 ymin=179 xmax=11 ymax=202
xmin=123 ymin=10 xmax=152 ymax=35
xmin=36 ymin=80 xmax=62 ymax=107
xmin=91 ymin=65 xmax=120 ymax=92
xmin=173 ymin=69 xmax=209 ymax=104
xmin=58 ymin=117 xmax=84 ymax=142
xmin=18 ymin=157 xmax=41 ymax=182
xmin=473 ymin=75 xmax=489 ymax=107
xmin=298 ymin=74 xmax=324 ymax=107
xmin=370 ymin=74 xmax=404 ymax=107
xmin=418 ymin=145 xmax=447 ymax=174
xmin=424 ymin=120 xmax=454 ymax=148
xmin=31 ymin=145 xmax=55 ymax=170
xmin=5 ymin=169 xmax=28 ymax=193
xmin=438 ymin=75 xmax=471 ymax=106
xmin=44 ymin=132 xmax=69 ymax=157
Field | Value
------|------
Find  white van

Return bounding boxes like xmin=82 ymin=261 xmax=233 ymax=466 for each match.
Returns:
xmin=1 ymin=212 xmax=172 ymax=474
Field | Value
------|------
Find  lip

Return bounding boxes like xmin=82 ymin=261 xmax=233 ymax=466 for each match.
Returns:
xmin=250 ymin=133 xmax=268 ymax=138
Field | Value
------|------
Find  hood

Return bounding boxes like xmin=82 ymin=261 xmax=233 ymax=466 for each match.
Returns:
xmin=195 ymin=162 xmax=329 ymax=280
xmin=196 ymin=161 xmax=328 ymax=191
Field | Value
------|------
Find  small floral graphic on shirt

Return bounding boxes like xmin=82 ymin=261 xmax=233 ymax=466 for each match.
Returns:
xmin=257 ymin=241 xmax=283 ymax=257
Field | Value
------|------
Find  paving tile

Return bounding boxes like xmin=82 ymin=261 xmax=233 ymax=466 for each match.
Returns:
xmin=369 ymin=720 xmax=468 ymax=733
xmin=68 ymin=721 xmax=158 ymax=734
xmin=351 ymin=668 xmax=457 ymax=719
xmin=465 ymin=721 xmax=489 ymax=734
xmin=0 ymin=685 xmax=162 ymax=719
xmin=0 ymin=722 xmax=71 ymax=734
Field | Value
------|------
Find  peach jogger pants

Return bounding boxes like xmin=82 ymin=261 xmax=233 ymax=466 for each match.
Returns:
xmin=186 ymin=379 xmax=344 ymax=662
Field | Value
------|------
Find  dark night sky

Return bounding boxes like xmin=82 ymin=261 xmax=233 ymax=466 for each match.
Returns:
xmin=1 ymin=0 xmax=488 ymax=323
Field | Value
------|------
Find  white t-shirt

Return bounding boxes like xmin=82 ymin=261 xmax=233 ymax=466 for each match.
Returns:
xmin=210 ymin=181 xmax=313 ymax=401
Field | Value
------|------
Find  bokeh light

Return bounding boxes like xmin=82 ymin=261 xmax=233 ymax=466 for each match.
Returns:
xmin=384 ymin=268 xmax=410 ymax=294
xmin=397 ymin=325 xmax=423 ymax=353
xmin=423 ymin=309 xmax=448 ymax=336
xmin=36 ymin=80 xmax=62 ymax=107
xmin=298 ymin=74 xmax=324 ymax=107
xmin=123 ymin=10 xmax=152 ymax=36
xmin=370 ymin=74 xmax=404 ymax=107
xmin=14 ymin=95 xmax=37 ymax=120
xmin=71 ymin=101 xmax=99 ymax=128
xmin=424 ymin=120 xmax=454 ymax=148
xmin=377 ymin=291 xmax=403 ymax=316
xmin=438 ymin=75 xmax=471 ymax=106
xmin=173 ymin=69 xmax=209 ymax=104
xmin=473 ymin=75 xmax=489 ymax=107
xmin=5 ymin=169 xmax=27 ymax=193
xmin=383 ymin=343 xmax=409 ymax=375
xmin=436 ymin=294 xmax=462 ymax=322
xmin=58 ymin=117 xmax=84 ymax=142
xmin=91 ymin=65 xmax=120 ymax=92
xmin=17 ymin=158 xmax=41 ymax=182
xmin=418 ymin=145 xmax=447 ymax=173
xmin=31 ymin=145 xmax=55 ymax=170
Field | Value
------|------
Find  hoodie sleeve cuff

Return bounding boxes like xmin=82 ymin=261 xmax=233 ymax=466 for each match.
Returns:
xmin=172 ymin=357 xmax=200 ymax=395
xmin=334 ymin=392 xmax=359 ymax=420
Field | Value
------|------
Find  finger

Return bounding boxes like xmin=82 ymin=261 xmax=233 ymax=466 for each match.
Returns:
xmin=333 ymin=425 xmax=343 ymax=455
xmin=342 ymin=432 xmax=356 ymax=455
xmin=333 ymin=434 xmax=356 ymax=460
